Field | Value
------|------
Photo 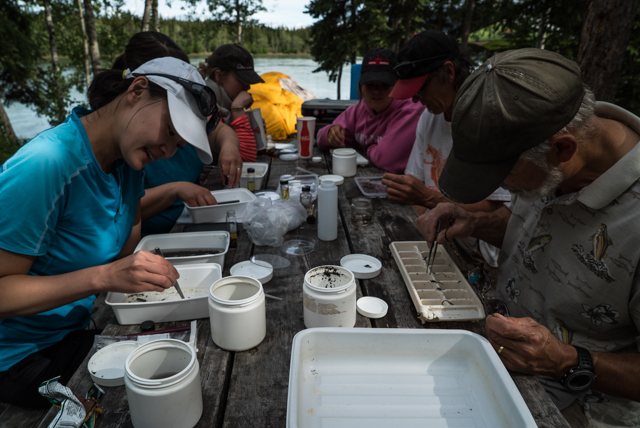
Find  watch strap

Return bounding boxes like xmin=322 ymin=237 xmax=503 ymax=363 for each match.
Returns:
xmin=574 ymin=345 xmax=594 ymax=371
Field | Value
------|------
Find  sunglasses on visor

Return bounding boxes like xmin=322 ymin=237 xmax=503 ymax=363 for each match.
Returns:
xmin=132 ymin=72 xmax=220 ymax=135
xmin=394 ymin=53 xmax=451 ymax=79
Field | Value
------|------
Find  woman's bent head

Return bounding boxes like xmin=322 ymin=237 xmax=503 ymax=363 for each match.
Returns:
xmin=87 ymin=57 xmax=214 ymax=170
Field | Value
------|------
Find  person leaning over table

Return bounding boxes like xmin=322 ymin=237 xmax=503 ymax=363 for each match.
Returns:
xmin=110 ymin=32 xmax=243 ymax=236
xmin=199 ymin=43 xmax=265 ymax=163
xmin=381 ymin=30 xmax=511 ymax=267
xmin=315 ymin=48 xmax=425 ymax=174
xmin=0 ymin=57 xmax=215 ymax=408
xmin=417 ymin=48 xmax=640 ymax=427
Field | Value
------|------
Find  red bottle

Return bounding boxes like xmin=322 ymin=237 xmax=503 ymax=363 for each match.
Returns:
xmin=299 ymin=121 xmax=312 ymax=158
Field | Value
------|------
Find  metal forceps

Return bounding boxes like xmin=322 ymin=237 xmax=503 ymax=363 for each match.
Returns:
xmin=424 ymin=219 xmax=441 ymax=275
xmin=154 ymin=247 xmax=185 ymax=299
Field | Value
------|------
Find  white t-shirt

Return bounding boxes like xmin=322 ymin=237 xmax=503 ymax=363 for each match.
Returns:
xmin=405 ymin=111 xmax=512 ymax=267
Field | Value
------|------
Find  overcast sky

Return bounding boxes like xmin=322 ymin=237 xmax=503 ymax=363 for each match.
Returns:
xmin=122 ymin=0 xmax=315 ymax=28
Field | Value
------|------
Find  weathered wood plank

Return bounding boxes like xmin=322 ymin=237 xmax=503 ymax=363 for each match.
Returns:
xmin=512 ymin=373 xmax=571 ymax=428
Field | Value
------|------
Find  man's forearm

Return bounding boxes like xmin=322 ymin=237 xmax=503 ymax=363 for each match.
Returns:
xmin=591 ymin=351 xmax=640 ymax=402
xmin=468 ymin=205 xmax=511 ymax=248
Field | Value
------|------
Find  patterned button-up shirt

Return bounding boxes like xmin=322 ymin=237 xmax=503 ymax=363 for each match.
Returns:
xmin=496 ymin=102 xmax=640 ymax=425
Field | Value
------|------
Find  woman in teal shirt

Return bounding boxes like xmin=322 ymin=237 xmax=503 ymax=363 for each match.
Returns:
xmin=0 ymin=56 xmax=213 ymax=407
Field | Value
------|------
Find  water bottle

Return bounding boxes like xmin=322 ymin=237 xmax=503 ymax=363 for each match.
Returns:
xmin=317 ymin=180 xmax=338 ymax=241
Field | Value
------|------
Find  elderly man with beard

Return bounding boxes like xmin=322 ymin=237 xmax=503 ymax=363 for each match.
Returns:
xmin=418 ymin=48 xmax=640 ymax=427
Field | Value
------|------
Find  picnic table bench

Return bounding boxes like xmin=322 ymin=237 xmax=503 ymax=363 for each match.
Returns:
xmin=0 ymin=148 xmax=570 ymax=428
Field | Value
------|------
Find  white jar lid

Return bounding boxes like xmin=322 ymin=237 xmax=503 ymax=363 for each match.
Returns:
xmin=319 ymin=174 xmax=344 ymax=186
xmin=88 ymin=341 xmax=139 ymax=387
xmin=230 ymin=260 xmax=273 ymax=284
xmin=340 ymin=254 xmax=382 ymax=279
xmin=333 ymin=148 xmax=356 ymax=157
xmin=311 ymin=156 xmax=322 ymax=163
xmin=357 ymin=296 xmax=388 ymax=318
xmin=280 ymin=153 xmax=299 ymax=161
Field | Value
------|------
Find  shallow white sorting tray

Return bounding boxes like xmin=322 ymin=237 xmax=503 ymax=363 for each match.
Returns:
xmin=238 ymin=162 xmax=269 ymax=190
xmin=390 ymin=241 xmax=485 ymax=322
xmin=135 ymin=231 xmax=229 ymax=267
xmin=185 ymin=188 xmax=256 ymax=223
xmin=287 ymin=328 xmax=536 ymax=428
xmin=106 ymin=263 xmax=221 ymax=325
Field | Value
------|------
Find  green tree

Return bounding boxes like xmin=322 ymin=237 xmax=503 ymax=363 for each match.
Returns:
xmin=306 ymin=0 xmax=368 ymax=99
xmin=200 ymin=0 xmax=266 ymax=45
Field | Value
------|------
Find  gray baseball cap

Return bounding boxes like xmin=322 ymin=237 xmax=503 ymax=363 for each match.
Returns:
xmin=438 ymin=48 xmax=585 ymax=204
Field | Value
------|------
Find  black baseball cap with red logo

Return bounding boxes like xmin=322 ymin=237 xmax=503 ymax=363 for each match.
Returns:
xmin=359 ymin=48 xmax=398 ymax=87
xmin=207 ymin=43 xmax=265 ymax=85
xmin=390 ymin=31 xmax=459 ymax=99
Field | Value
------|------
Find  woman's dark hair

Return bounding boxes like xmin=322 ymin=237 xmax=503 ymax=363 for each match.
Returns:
xmin=88 ymin=32 xmax=189 ymax=110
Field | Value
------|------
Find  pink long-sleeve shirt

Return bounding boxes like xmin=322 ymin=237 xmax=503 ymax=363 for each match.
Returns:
xmin=316 ymin=98 xmax=425 ymax=173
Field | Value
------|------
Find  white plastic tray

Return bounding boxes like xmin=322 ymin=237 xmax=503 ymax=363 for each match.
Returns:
xmin=135 ymin=231 xmax=229 ymax=267
xmin=390 ymin=241 xmax=485 ymax=322
xmin=239 ymin=162 xmax=269 ymax=190
xmin=185 ymin=188 xmax=256 ymax=223
xmin=106 ymin=263 xmax=222 ymax=325
xmin=287 ymin=328 xmax=536 ymax=428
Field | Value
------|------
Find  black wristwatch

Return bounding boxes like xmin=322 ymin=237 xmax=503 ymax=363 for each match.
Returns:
xmin=561 ymin=345 xmax=596 ymax=391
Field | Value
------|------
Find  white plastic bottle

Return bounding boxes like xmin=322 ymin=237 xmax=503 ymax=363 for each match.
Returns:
xmin=317 ymin=179 xmax=338 ymax=241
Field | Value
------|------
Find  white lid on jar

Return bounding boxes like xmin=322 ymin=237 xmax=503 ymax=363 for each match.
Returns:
xmin=333 ymin=148 xmax=357 ymax=158
xmin=319 ymin=174 xmax=344 ymax=185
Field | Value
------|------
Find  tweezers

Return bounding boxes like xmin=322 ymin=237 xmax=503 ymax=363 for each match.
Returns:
xmin=154 ymin=247 xmax=185 ymax=299
xmin=425 ymin=219 xmax=441 ymax=274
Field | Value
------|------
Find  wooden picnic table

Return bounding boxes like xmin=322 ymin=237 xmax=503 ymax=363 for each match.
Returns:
xmin=0 ymin=148 xmax=570 ymax=428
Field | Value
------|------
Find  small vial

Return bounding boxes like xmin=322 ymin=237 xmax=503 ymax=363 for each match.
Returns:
xmin=226 ymin=210 xmax=238 ymax=248
xmin=300 ymin=185 xmax=312 ymax=215
xmin=247 ymin=167 xmax=255 ymax=192
xmin=266 ymin=135 xmax=275 ymax=148
xmin=280 ymin=179 xmax=290 ymax=200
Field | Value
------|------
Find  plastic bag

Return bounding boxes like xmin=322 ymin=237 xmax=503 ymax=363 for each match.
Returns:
xmin=244 ymin=197 xmax=307 ymax=247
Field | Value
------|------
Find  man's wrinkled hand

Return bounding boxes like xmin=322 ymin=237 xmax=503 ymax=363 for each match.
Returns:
xmin=485 ymin=313 xmax=578 ymax=379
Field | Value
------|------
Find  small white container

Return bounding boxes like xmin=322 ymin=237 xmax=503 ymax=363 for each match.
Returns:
xmin=185 ymin=188 xmax=256 ymax=223
xmin=208 ymin=276 xmax=266 ymax=351
xmin=332 ymin=148 xmax=357 ymax=177
xmin=125 ymin=339 xmax=202 ymax=428
xmin=238 ymin=162 xmax=269 ymax=190
xmin=303 ymin=265 xmax=356 ymax=328
xmin=135 ymin=231 xmax=229 ymax=267
xmin=106 ymin=263 xmax=222 ymax=325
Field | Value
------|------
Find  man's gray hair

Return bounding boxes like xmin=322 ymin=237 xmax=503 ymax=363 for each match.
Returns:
xmin=519 ymin=88 xmax=597 ymax=167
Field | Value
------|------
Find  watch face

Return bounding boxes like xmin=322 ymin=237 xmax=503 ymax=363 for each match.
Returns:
xmin=565 ymin=370 xmax=596 ymax=391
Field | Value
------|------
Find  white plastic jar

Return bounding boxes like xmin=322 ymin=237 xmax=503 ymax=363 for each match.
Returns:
xmin=332 ymin=148 xmax=357 ymax=177
xmin=303 ymin=265 xmax=356 ymax=328
xmin=208 ymin=276 xmax=266 ymax=351
xmin=124 ymin=339 xmax=202 ymax=428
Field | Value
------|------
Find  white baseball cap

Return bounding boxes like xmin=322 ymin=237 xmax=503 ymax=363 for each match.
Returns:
xmin=125 ymin=57 xmax=213 ymax=164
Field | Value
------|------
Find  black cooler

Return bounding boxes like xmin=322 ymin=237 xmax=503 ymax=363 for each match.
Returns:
xmin=301 ymin=99 xmax=358 ymax=134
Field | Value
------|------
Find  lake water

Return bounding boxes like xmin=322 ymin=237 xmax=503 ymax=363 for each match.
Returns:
xmin=5 ymin=55 xmax=356 ymax=140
